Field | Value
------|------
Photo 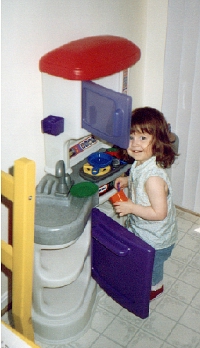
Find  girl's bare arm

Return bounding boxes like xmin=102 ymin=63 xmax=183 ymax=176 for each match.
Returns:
xmin=114 ymin=176 xmax=168 ymax=221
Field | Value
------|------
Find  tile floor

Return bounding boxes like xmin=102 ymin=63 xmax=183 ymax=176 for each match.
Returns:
xmin=2 ymin=208 xmax=200 ymax=348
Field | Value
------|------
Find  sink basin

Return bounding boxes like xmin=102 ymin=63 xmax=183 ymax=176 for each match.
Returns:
xmin=34 ymin=174 xmax=98 ymax=245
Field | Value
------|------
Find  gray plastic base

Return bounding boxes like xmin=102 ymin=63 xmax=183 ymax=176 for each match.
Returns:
xmin=32 ymin=218 xmax=97 ymax=344
xmin=33 ymin=279 xmax=97 ymax=345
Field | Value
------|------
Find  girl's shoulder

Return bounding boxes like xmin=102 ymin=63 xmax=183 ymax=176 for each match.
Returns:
xmin=138 ymin=157 xmax=169 ymax=182
xmin=145 ymin=165 xmax=170 ymax=184
xmin=131 ymin=157 xmax=170 ymax=183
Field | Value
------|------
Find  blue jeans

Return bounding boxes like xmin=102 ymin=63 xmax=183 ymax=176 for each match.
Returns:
xmin=152 ymin=244 xmax=175 ymax=286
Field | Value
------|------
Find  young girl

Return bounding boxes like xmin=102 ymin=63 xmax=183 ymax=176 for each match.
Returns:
xmin=114 ymin=107 xmax=178 ymax=301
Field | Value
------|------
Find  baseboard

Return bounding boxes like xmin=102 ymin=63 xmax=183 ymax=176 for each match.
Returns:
xmin=1 ymin=291 xmax=12 ymax=313
xmin=176 ymin=205 xmax=200 ymax=217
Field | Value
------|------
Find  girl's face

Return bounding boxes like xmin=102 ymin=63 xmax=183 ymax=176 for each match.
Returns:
xmin=127 ymin=131 xmax=153 ymax=164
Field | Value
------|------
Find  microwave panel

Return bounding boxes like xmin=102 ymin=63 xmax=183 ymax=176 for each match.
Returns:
xmin=82 ymin=81 xmax=132 ymax=149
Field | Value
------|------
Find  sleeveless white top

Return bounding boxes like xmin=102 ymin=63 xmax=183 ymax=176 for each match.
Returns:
xmin=126 ymin=156 xmax=178 ymax=250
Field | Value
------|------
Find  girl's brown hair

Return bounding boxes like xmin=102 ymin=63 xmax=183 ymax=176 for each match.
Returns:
xmin=131 ymin=107 xmax=178 ymax=168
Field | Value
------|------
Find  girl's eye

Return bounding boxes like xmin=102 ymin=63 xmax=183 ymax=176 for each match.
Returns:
xmin=129 ymin=135 xmax=134 ymax=140
xmin=141 ymin=136 xmax=147 ymax=140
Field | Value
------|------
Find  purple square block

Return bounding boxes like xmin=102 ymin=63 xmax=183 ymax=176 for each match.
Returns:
xmin=41 ymin=115 xmax=64 ymax=136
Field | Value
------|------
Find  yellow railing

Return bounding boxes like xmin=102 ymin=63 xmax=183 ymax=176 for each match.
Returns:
xmin=1 ymin=158 xmax=36 ymax=342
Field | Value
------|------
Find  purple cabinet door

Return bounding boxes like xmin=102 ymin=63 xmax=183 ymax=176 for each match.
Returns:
xmin=91 ymin=208 xmax=155 ymax=319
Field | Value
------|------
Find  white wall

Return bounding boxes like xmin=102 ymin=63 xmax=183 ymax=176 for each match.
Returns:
xmin=128 ymin=0 xmax=169 ymax=110
xmin=143 ymin=0 xmax=168 ymax=109
xmin=162 ymin=0 xmax=200 ymax=213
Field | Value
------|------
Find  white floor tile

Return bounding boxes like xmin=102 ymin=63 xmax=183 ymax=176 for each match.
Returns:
xmin=167 ymin=323 xmax=200 ymax=348
xmin=179 ymin=266 xmax=200 ymax=288
xmin=91 ymin=306 xmax=115 ymax=333
xmin=164 ymin=258 xmax=186 ymax=278
xmin=179 ymin=233 xmax=200 ymax=253
xmin=69 ymin=328 xmax=99 ymax=348
xmin=171 ymin=244 xmax=196 ymax=264
xmin=179 ymin=306 xmax=200 ymax=334
xmin=162 ymin=274 xmax=176 ymax=293
xmin=161 ymin=343 xmax=176 ymax=348
xmin=176 ymin=230 xmax=185 ymax=243
xmin=92 ymin=335 xmax=123 ymax=348
xmin=189 ymin=223 xmax=200 ymax=235
xmin=127 ymin=330 xmax=163 ymax=348
xmin=189 ymin=252 xmax=200 ymax=270
xmin=177 ymin=211 xmax=199 ymax=223
xmin=141 ymin=312 xmax=176 ymax=341
xmin=168 ymin=279 xmax=199 ymax=304
xmin=195 ymin=342 xmax=200 ymax=348
xmin=103 ymin=316 xmax=138 ymax=347
xmin=191 ymin=290 xmax=200 ymax=310
xmin=155 ymin=295 xmax=187 ymax=321
xmin=177 ymin=217 xmax=194 ymax=233
xmin=97 ymin=293 xmax=122 ymax=316
xmin=118 ymin=308 xmax=144 ymax=328
xmin=195 ymin=217 xmax=200 ymax=225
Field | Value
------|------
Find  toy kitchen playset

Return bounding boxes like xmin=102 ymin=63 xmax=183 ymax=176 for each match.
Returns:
xmin=33 ymin=36 xmax=155 ymax=345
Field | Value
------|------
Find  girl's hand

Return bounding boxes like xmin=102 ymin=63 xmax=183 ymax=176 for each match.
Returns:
xmin=114 ymin=177 xmax=168 ymax=221
xmin=114 ymin=176 xmax=128 ymax=190
xmin=113 ymin=199 xmax=134 ymax=216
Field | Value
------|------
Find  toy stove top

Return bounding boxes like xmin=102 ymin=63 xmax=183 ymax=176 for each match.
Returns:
xmin=79 ymin=150 xmax=129 ymax=183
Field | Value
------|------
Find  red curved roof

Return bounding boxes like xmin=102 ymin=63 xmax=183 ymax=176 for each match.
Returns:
xmin=39 ymin=35 xmax=141 ymax=80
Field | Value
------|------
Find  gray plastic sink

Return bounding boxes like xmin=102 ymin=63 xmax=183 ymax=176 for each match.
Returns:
xmin=34 ymin=174 xmax=98 ymax=245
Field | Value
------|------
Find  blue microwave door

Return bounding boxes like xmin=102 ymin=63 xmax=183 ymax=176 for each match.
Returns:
xmin=82 ymin=81 xmax=132 ymax=149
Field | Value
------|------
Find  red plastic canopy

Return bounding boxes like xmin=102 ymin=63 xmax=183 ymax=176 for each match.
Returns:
xmin=39 ymin=35 xmax=141 ymax=80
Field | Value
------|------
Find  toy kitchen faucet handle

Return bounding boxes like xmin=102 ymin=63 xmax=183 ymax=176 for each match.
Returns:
xmin=55 ymin=160 xmax=69 ymax=195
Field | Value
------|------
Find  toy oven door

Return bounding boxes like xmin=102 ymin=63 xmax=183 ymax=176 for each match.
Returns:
xmin=91 ymin=208 xmax=155 ymax=319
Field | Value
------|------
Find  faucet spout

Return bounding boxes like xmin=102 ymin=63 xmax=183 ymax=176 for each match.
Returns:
xmin=55 ymin=160 xmax=69 ymax=196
